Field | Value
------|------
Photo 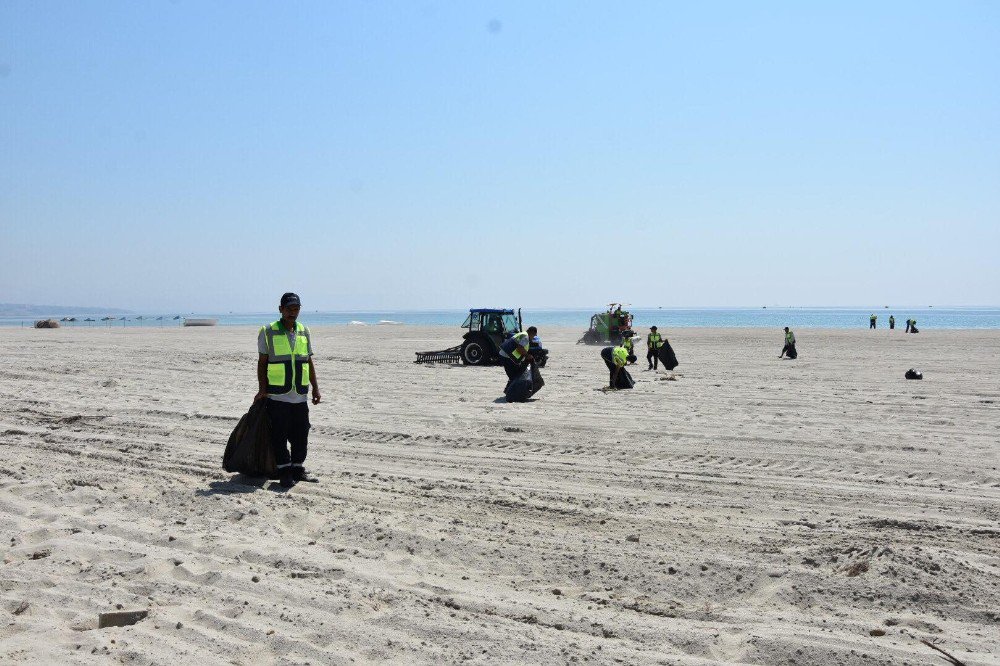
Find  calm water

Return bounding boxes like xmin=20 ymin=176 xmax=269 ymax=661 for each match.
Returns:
xmin=6 ymin=307 xmax=1000 ymax=330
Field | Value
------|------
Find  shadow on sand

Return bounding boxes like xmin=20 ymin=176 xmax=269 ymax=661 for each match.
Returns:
xmin=197 ymin=475 xmax=288 ymax=496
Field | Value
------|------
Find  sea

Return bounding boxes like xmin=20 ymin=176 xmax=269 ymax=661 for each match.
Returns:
xmin=5 ymin=307 xmax=1000 ymax=330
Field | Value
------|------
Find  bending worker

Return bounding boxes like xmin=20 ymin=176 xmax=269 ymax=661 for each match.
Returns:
xmin=255 ymin=292 xmax=321 ymax=488
xmin=499 ymin=330 xmax=533 ymax=382
xmin=601 ymin=344 xmax=629 ymax=389
xmin=647 ymin=326 xmax=664 ymax=370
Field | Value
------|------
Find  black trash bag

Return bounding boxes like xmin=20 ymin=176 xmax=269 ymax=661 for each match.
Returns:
xmin=782 ymin=343 xmax=798 ymax=359
xmin=905 ymin=368 xmax=923 ymax=380
xmin=910 ymin=326 xmax=919 ymax=334
xmin=223 ymin=401 xmax=277 ymax=478
xmin=657 ymin=340 xmax=680 ymax=370
xmin=601 ymin=347 xmax=635 ymax=389
xmin=505 ymin=362 xmax=544 ymax=402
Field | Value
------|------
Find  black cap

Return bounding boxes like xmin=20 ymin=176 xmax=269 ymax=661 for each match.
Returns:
xmin=280 ymin=292 xmax=301 ymax=307
xmin=650 ymin=326 xmax=657 ymax=331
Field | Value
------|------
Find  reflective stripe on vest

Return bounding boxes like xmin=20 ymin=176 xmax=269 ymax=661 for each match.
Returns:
xmin=263 ymin=320 xmax=311 ymax=395
xmin=510 ymin=332 xmax=529 ymax=361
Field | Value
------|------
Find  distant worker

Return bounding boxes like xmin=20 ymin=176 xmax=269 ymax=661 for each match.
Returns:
xmin=905 ymin=318 xmax=912 ymax=333
xmin=527 ymin=326 xmax=542 ymax=350
xmin=601 ymin=345 xmax=630 ymax=389
xmin=255 ymin=292 xmax=321 ymax=488
xmin=647 ymin=326 xmax=664 ymax=370
xmin=622 ymin=333 xmax=636 ymax=364
xmin=909 ymin=318 xmax=919 ymax=334
xmin=889 ymin=315 xmax=895 ymax=330
xmin=779 ymin=327 xmax=797 ymax=359
xmin=870 ymin=313 xmax=877 ymax=329
xmin=498 ymin=330 xmax=533 ymax=382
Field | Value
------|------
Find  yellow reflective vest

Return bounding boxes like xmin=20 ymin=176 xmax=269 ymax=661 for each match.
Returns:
xmin=261 ymin=320 xmax=311 ymax=395
xmin=647 ymin=332 xmax=663 ymax=349
xmin=612 ymin=346 xmax=628 ymax=367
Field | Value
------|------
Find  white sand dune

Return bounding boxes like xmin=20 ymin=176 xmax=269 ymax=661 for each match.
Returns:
xmin=1 ymin=326 xmax=998 ymax=664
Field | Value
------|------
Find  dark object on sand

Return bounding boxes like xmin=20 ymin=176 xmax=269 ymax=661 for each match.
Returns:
xmin=601 ymin=347 xmax=635 ymax=389
xmin=504 ymin=362 xmax=545 ymax=402
xmin=781 ymin=343 xmax=798 ymax=359
xmin=905 ymin=368 xmax=923 ymax=380
xmin=98 ymin=610 xmax=148 ymax=629
xmin=223 ymin=401 xmax=277 ymax=478
xmin=34 ymin=319 xmax=60 ymax=329
xmin=910 ymin=325 xmax=919 ymax=334
xmin=657 ymin=340 xmax=679 ymax=370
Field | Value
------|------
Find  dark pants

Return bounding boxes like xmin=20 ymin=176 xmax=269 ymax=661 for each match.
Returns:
xmin=601 ymin=347 xmax=619 ymax=386
xmin=501 ymin=355 xmax=525 ymax=381
xmin=266 ymin=399 xmax=310 ymax=468
xmin=889 ymin=322 xmax=894 ymax=330
xmin=647 ymin=348 xmax=658 ymax=369
xmin=870 ymin=321 xmax=876 ymax=329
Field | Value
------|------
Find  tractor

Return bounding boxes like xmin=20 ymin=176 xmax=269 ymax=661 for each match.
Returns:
xmin=577 ymin=303 xmax=634 ymax=345
xmin=414 ymin=308 xmax=548 ymax=367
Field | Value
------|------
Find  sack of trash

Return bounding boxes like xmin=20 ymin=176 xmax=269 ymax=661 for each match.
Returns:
xmin=782 ymin=343 xmax=798 ymax=359
xmin=223 ymin=401 xmax=277 ymax=478
xmin=657 ymin=340 xmax=680 ymax=370
xmin=505 ymin=362 xmax=544 ymax=402
xmin=905 ymin=368 xmax=923 ymax=380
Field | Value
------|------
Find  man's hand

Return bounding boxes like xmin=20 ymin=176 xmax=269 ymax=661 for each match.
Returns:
xmin=254 ymin=390 xmax=268 ymax=402
xmin=312 ymin=389 xmax=322 ymax=405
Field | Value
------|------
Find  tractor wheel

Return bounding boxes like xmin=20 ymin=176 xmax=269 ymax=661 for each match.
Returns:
xmin=461 ymin=340 xmax=487 ymax=366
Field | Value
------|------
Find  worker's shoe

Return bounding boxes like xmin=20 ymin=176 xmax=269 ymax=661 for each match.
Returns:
xmin=293 ymin=467 xmax=319 ymax=483
xmin=279 ymin=467 xmax=296 ymax=488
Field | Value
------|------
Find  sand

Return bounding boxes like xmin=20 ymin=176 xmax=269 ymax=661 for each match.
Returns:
xmin=1 ymin=325 xmax=998 ymax=665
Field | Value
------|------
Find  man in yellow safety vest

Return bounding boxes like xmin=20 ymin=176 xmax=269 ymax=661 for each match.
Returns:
xmin=646 ymin=326 xmax=664 ymax=370
xmin=255 ymin=292 xmax=322 ymax=488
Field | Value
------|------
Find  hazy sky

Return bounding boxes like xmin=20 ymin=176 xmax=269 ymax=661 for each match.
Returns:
xmin=2 ymin=2 xmax=998 ymax=312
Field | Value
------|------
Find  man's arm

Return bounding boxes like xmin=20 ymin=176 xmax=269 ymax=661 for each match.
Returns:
xmin=308 ymin=357 xmax=321 ymax=404
xmin=255 ymin=353 xmax=268 ymax=401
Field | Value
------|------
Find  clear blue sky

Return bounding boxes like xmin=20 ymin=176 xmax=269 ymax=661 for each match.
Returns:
xmin=2 ymin=1 xmax=998 ymax=312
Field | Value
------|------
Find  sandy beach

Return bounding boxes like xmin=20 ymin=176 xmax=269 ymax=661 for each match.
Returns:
xmin=1 ymin=325 xmax=998 ymax=665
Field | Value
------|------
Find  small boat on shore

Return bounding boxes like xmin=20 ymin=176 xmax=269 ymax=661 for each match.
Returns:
xmin=183 ymin=318 xmax=218 ymax=327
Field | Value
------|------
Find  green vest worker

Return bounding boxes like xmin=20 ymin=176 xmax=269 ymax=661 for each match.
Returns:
xmin=646 ymin=326 xmax=664 ymax=370
xmin=611 ymin=345 xmax=628 ymax=387
xmin=780 ymin=327 xmax=796 ymax=358
xmin=256 ymin=292 xmax=322 ymax=488
xmin=889 ymin=315 xmax=895 ymax=330
xmin=622 ymin=334 xmax=635 ymax=363
xmin=870 ymin=314 xmax=877 ymax=329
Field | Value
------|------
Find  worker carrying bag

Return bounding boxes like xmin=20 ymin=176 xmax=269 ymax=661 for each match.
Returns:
xmin=505 ymin=362 xmax=544 ymax=402
xmin=223 ymin=400 xmax=278 ymax=479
